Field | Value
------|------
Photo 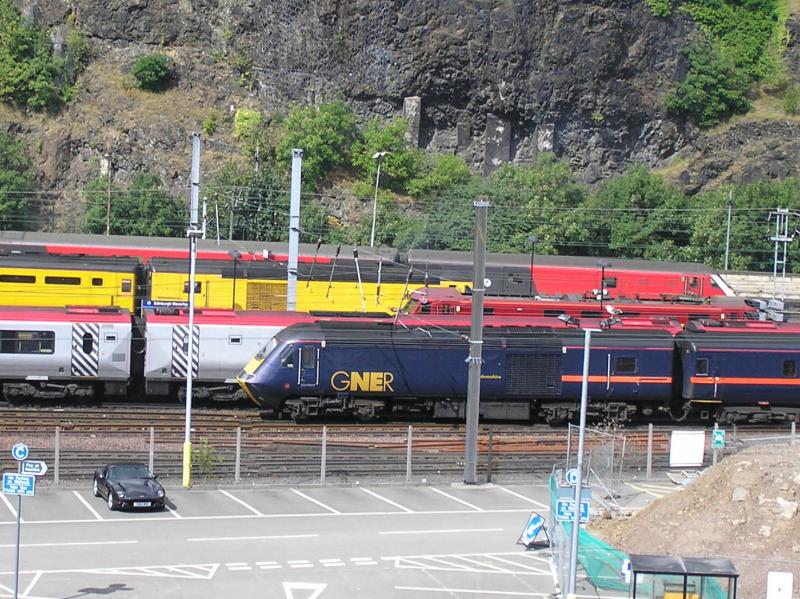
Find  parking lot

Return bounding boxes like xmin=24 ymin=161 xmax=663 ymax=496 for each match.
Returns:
xmin=0 ymin=478 xmax=677 ymax=599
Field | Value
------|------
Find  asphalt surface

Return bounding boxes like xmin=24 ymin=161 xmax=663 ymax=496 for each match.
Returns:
xmin=0 ymin=479 xmax=678 ymax=599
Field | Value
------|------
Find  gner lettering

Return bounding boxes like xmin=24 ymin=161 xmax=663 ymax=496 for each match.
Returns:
xmin=331 ymin=371 xmax=395 ymax=392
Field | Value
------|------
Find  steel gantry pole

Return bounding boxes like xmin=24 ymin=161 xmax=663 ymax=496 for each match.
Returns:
xmin=183 ymin=132 xmax=202 ymax=489
xmin=464 ymin=197 xmax=489 ymax=484
xmin=567 ymin=328 xmax=598 ymax=598
xmin=287 ymin=149 xmax=303 ymax=311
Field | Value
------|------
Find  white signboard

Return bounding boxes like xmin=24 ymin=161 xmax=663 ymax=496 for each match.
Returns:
xmin=669 ymin=430 xmax=706 ymax=468
xmin=767 ymin=571 xmax=793 ymax=599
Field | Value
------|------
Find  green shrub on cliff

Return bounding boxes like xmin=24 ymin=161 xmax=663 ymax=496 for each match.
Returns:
xmin=0 ymin=132 xmax=35 ymax=229
xmin=0 ymin=1 xmax=84 ymax=108
xmin=131 ymin=54 xmax=170 ymax=91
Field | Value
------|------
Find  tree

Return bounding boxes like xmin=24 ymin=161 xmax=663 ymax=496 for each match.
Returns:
xmin=0 ymin=131 xmax=35 ymax=230
xmin=205 ymin=163 xmax=288 ymax=242
xmin=350 ymin=118 xmax=418 ymax=192
xmin=274 ymin=101 xmax=357 ymax=190
xmin=487 ymin=153 xmax=587 ymax=254
xmin=83 ymin=172 xmax=186 ymax=236
xmin=569 ymin=165 xmax=689 ymax=260
xmin=406 ymin=154 xmax=472 ymax=199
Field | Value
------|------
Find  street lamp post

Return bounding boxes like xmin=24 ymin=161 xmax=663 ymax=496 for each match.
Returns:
xmin=527 ymin=235 xmax=537 ymax=298
xmin=370 ymin=151 xmax=388 ymax=248
xmin=229 ymin=249 xmax=241 ymax=309
xmin=597 ymin=260 xmax=611 ymax=315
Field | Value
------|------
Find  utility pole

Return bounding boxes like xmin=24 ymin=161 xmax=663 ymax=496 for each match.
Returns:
xmin=182 ymin=133 xmax=202 ymax=490
xmin=464 ymin=197 xmax=489 ymax=485
xmin=104 ymin=155 xmax=112 ymax=236
xmin=287 ymin=149 xmax=303 ymax=311
xmin=724 ymin=189 xmax=733 ymax=271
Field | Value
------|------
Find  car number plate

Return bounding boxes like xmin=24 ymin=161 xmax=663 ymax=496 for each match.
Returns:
xmin=133 ymin=501 xmax=151 ymax=507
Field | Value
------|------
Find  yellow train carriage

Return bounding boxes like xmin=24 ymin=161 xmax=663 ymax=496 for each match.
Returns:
xmin=0 ymin=254 xmax=139 ymax=311
xmin=147 ymin=258 xmax=470 ymax=314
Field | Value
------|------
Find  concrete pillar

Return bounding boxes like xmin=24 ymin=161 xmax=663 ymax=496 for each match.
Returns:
xmin=483 ymin=114 xmax=511 ymax=175
xmin=457 ymin=121 xmax=471 ymax=152
xmin=537 ymin=123 xmax=555 ymax=152
xmin=403 ymin=96 xmax=422 ymax=147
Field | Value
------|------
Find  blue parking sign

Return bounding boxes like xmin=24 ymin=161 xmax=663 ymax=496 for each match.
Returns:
xmin=2 ymin=473 xmax=35 ymax=496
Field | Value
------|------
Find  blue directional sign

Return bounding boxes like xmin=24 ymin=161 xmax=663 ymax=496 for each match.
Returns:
xmin=556 ymin=498 xmax=590 ymax=523
xmin=11 ymin=443 xmax=28 ymax=461
xmin=20 ymin=461 xmax=47 ymax=476
xmin=2 ymin=473 xmax=35 ymax=496
xmin=143 ymin=300 xmax=189 ymax=309
xmin=711 ymin=429 xmax=726 ymax=449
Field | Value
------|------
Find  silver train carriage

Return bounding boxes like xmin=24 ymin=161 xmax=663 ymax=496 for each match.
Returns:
xmin=0 ymin=306 xmax=132 ymax=401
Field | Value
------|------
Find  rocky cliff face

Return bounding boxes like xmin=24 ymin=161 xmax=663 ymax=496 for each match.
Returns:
xmin=6 ymin=0 xmax=800 ymax=229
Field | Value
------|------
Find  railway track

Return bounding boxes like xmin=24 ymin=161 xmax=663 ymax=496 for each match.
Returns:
xmin=0 ymin=407 xmax=792 ymax=483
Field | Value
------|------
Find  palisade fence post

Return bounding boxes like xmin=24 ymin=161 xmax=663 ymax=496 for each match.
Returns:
xmin=149 ymin=427 xmax=155 ymax=475
xmin=792 ymin=421 xmax=797 ymax=446
xmin=320 ymin=426 xmax=327 ymax=485
xmin=54 ymin=427 xmax=60 ymax=487
xmin=646 ymin=423 xmax=653 ymax=479
xmin=406 ymin=425 xmax=413 ymax=483
xmin=712 ymin=422 xmax=719 ymax=466
xmin=235 ymin=427 xmax=241 ymax=483
xmin=486 ymin=430 xmax=494 ymax=484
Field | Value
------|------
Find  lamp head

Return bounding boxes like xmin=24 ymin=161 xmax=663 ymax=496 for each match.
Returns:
xmin=527 ymin=235 xmax=537 ymax=244
xmin=373 ymin=151 xmax=389 ymax=160
xmin=597 ymin=259 xmax=611 ymax=269
xmin=228 ymin=249 xmax=242 ymax=260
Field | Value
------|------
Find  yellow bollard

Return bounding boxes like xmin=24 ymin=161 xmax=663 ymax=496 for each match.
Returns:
xmin=182 ymin=440 xmax=192 ymax=488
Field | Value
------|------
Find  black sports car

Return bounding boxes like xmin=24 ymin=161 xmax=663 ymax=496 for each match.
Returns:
xmin=92 ymin=463 xmax=167 ymax=511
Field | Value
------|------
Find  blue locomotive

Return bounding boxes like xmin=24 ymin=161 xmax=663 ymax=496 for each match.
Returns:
xmin=237 ymin=321 xmax=679 ymax=423
xmin=238 ymin=319 xmax=800 ymax=423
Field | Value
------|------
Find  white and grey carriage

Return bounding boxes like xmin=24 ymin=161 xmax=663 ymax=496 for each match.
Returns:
xmin=0 ymin=306 xmax=132 ymax=400
xmin=142 ymin=308 xmax=316 ymax=402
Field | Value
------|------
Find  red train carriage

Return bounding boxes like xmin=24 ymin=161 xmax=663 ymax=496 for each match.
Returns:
xmin=401 ymin=287 xmax=758 ymax=325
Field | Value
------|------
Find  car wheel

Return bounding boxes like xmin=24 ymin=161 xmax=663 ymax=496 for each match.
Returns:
xmin=107 ymin=493 xmax=116 ymax=511
xmin=92 ymin=479 xmax=101 ymax=498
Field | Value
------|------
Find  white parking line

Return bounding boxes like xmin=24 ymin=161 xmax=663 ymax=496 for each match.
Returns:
xmin=396 ymin=586 xmax=551 ymax=596
xmin=431 ymin=488 xmax=483 ymax=511
xmin=72 ymin=491 xmax=103 ymax=521
xmin=0 ymin=540 xmax=137 ymax=549
xmin=361 ymin=488 xmax=413 ymax=512
xmin=166 ymin=504 xmax=182 ymax=518
xmin=219 ymin=490 xmax=263 ymax=516
xmin=497 ymin=486 xmax=549 ymax=509
xmin=288 ymin=560 xmax=313 ymax=568
xmin=22 ymin=571 xmax=41 ymax=597
xmin=291 ymin=489 xmax=341 ymax=514
xmin=0 ymin=494 xmax=18 ymax=519
xmin=187 ymin=534 xmax=317 ymax=542
xmin=379 ymin=528 xmax=503 ymax=535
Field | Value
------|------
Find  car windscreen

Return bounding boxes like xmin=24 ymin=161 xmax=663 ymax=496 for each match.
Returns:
xmin=108 ymin=464 xmax=151 ymax=480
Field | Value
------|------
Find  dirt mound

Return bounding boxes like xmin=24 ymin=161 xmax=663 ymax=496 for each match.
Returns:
xmin=590 ymin=443 xmax=800 ymax=598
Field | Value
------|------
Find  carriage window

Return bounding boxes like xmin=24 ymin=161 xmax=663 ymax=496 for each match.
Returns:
xmin=183 ymin=281 xmax=202 ymax=293
xmin=301 ymin=346 xmax=316 ymax=368
xmin=688 ymin=276 xmax=698 ymax=288
xmin=615 ymin=357 xmax=637 ymax=373
xmin=783 ymin=360 xmax=796 ymax=377
xmin=229 ymin=336 xmax=242 ymax=345
xmin=483 ymin=308 xmax=495 ymax=315
xmin=92 ymin=277 xmax=103 ymax=286
xmin=0 ymin=330 xmax=55 ymax=354
xmin=280 ymin=346 xmax=295 ymax=368
xmin=0 ymin=274 xmax=35 ymax=284
xmin=45 ymin=276 xmax=80 ymax=285
xmin=696 ymin=358 xmax=709 ymax=376
xmin=604 ymin=277 xmax=617 ymax=288
xmin=121 ymin=279 xmax=132 ymax=292
xmin=544 ymin=310 xmax=562 ymax=317
xmin=581 ymin=311 xmax=603 ymax=318
xmin=82 ymin=332 xmax=93 ymax=354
